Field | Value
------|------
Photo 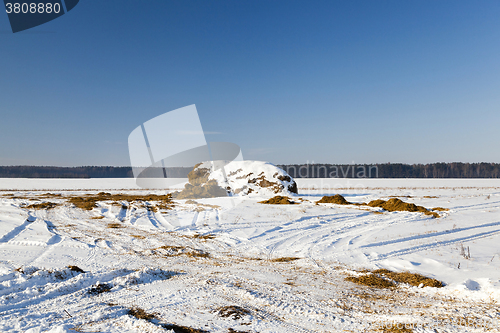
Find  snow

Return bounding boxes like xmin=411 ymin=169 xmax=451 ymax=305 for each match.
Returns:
xmin=0 ymin=178 xmax=499 ymax=332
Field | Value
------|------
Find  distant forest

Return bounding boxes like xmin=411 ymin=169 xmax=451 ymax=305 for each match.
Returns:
xmin=0 ymin=163 xmax=499 ymax=178
xmin=278 ymin=162 xmax=500 ymax=178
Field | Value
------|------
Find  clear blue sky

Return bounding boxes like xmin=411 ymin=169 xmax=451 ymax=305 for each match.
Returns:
xmin=1 ymin=0 xmax=499 ymax=166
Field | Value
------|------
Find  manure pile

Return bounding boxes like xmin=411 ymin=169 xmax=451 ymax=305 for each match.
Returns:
xmin=317 ymin=195 xmax=447 ymax=218
xmin=259 ymin=196 xmax=297 ymax=205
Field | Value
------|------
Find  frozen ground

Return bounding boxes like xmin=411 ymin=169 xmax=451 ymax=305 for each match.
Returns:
xmin=0 ymin=178 xmax=499 ymax=332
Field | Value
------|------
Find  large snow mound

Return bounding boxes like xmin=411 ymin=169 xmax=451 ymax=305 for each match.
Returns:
xmin=172 ymin=160 xmax=298 ymax=199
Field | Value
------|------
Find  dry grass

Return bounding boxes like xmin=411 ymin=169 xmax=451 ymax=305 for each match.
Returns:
xmin=191 ymin=233 xmax=216 ymax=240
xmin=156 ymin=245 xmax=210 ymax=258
xmin=217 ymin=305 xmax=250 ymax=320
xmin=259 ymin=196 xmax=297 ymax=205
xmin=160 ymin=324 xmax=209 ymax=333
xmin=76 ymin=305 xmax=209 ymax=332
xmin=186 ymin=251 xmax=210 ymax=258
xmin=67 ymin=265 xmax=85 ymax=273
xmin=131 ymin=234 xmax=146 ymax=239
xmin=128 ymin=307 xmax=157 ymax=321
xmin=227 ymin=329 xmax=252 ymax=333
xmin=378 ymin=324 xmax=414 ymax=332
xmin=432 ymin=207 xmax=449 ymax=211
xmin=107 ymin=223 xmax=123 ymax=229
xmin=347 ymin=269 xmax=443 ymax=289
xmin=90 ymin=215 xmax=105 ymax=219
xmin=270 ymin=257 xmax=300 ymax=262
xmin=345 ymin=274 xmax=395 ymax=289
xmin=68 ymin=192 xmax=174 ymax=211
xmin=127 ymin=304 xmax=210 ymax=332
xmin=373 ymin=269 xmax=443 ymax=288
xmin=24 ymin=202 xmax=58 ymax=210
xmin=184 ymin=200 xmax=221 ymax=210
xmin=158 ymin=245 xmax=185 ymax=251
xmin=88 ymin=283 xmax=112 ymax=295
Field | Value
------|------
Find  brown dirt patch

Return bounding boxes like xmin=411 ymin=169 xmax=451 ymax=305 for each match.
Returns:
xmin=259 ymin=196 xmax=297 ymax=205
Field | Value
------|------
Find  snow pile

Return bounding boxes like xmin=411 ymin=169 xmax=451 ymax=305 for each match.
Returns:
xmin=173 ymin=160 xmax=298 ymax=199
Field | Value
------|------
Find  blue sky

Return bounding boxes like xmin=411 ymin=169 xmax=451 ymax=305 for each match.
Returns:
xmin=1 ymin=0 xmax=499 ymax=166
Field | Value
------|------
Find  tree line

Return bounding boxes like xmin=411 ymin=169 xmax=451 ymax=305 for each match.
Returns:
xmin=0 ymin=163 xmax=499 ymax=178
xmin=278 ymin=162 xmax=500 ymax=178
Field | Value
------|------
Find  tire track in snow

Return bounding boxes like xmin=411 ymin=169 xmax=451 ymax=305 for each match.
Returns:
xmin=0 ymin=219 xmax=33 ymax=243
xmin=361 ymin=220 xmax=500 ymax=249
xmin=218 ymin=292 xmax=315 ymax=333
xmin=26 ymin=233 xmax=64 ymax=266
xmin=374 ymin=228 xmax=500 ymax=260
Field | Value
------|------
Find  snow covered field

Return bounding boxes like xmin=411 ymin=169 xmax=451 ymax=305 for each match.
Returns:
xmin=0 ymin=178 xmax=499 ymax=332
